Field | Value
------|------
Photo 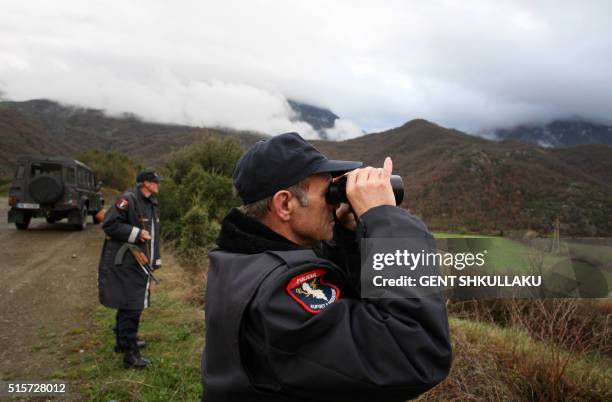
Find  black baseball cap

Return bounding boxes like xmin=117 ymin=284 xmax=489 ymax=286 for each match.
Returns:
xmin=233 ymin=132 xmax=362 ymax=204
xmin=136 ymin=170 xmax=163 ymax=183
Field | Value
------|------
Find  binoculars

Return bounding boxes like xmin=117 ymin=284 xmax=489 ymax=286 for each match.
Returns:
xmin=326 ymin=175 xmax=404 ymax=206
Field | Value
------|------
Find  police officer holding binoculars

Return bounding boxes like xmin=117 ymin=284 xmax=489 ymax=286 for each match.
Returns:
xmin=202 ymin=132 xmax=451 ymax=402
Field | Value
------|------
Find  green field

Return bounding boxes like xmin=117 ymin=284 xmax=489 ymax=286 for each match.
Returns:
xmin=433 ymin=232 xmax=612 ymax=296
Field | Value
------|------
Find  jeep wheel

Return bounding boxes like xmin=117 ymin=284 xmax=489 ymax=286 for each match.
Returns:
xmin=46 ymin=217 xmax=57 ymax=224
xmin=75 ymin=206 xmax=88 ymax=230
xmin=16 ymin=214 xmax=31 ymax=230
xmin=29 ymin=175 xmax=64 ymax=204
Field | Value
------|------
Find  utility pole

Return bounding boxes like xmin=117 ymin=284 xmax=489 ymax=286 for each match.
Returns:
xmin=551 ymin=217 xmax=560 ymax=254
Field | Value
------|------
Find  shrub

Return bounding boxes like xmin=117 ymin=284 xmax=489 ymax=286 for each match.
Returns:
xmin=177 ymin=205 xmax=220 ymax=265
xmin=420 ymin=318 xmax=612 ymax=401
xmin=179 ymin=166 xmax=238 ymax=221
xmin=448 ymin=299 xmax=611 ymax=357
xmin=165 ymin=134 xmax=243 ymax=183
xmin=159 ymin=135 xmax=243 ymax=260
xmin=77 ymin=149 xmax=139 ymax=191
xmin=160 ymin=166 xmax=239 ymax=242
xmin=0 ymin=174 xmax=12 ymax=191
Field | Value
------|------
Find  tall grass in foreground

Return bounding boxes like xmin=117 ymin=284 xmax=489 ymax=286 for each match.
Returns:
xmin=419 ymin=317 xmax=611 ymax=401
xmin=61 ymin=245 xmax=610 ymax=401
xmin=66 ymin=251 xmax=204 ymax=401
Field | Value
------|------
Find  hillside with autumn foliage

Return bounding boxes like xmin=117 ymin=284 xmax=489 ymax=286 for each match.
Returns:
xmin=314 ymin=119 xmax=612 ymax=236
xmin=2 ymin=99 xmax=611 ymax=236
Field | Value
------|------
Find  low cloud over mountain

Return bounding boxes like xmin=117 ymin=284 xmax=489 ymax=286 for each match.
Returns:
xmin=2 ymin=1 xmax=611 ymax=135
xmin=489 ymin=119 xmax=612 ymax=147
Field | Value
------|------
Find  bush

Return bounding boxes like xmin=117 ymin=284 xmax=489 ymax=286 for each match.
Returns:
xmin=448 ymin=299 xmax=611 ymax=357
xmin=159 ymin=135 xmax=243 ymax=259
xmin=0 ymin=174 xmax=12 ymax=191
xmin=177 ymin=205 xmax=220 ymax=265
xmin=179 ymin=166 xmax=238 ymax=221
xmin=165 ymin=134 xmax=243 ymax=183
xmin=160 ymin=166 xmax=239 ymax=241
xmin=77 ymin=149 xmax=139 ymax=191
xmin=419 ymin=318 xmax=612 ymax=401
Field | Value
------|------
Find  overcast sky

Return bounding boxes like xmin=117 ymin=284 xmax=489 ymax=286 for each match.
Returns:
xmin=1 ymin=0 xmax=611 ymax=139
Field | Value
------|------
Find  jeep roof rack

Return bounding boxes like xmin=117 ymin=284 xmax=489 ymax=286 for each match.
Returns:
xmin=16 ymin=155 xmax=93 ymax=170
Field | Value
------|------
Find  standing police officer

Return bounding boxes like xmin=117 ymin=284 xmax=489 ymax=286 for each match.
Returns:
xmin=202 ymin=133 xmax=452 ymax=401
xmin=98 ymin=171 xmax=162 ymax=369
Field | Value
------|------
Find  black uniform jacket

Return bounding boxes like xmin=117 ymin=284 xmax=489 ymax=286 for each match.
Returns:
xmin=98 ymin=187 xmax=161 ymax=310
xmin=202 ymin=205 xmax=452 ymax=402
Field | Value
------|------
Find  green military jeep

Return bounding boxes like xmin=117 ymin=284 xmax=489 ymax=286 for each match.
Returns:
xmin=7 ymin=156 xmax=105 ymax=230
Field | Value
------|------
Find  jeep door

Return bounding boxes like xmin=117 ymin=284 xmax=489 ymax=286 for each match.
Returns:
xmin=88 ymin=171 xmax=102 ymax=211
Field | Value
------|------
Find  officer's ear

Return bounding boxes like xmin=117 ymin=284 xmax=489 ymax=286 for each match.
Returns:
xmin=269 ymin=190 xmax=295 ymax=222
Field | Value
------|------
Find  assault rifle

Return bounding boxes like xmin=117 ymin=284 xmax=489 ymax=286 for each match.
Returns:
xmin=115 ymin=242 xmax=160 ymax=284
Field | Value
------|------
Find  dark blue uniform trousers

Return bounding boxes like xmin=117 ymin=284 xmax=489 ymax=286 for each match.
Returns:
xmin=114 ymin=309 xmax=143 ymax=349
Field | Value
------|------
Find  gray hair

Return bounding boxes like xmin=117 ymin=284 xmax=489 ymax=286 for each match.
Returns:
xmin=240 ymin=178 xmax=310 ymax=221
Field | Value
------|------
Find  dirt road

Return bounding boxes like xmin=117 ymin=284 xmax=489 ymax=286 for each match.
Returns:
xmin=0 ymin=197 xmax=103 ymax=380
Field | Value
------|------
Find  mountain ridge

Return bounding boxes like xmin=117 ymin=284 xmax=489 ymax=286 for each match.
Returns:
xmin=288 ymin=99 xmax=340 ymax=140
xmin=314 ymin=120 xmax=612 ymax=236
xmin=491 ymin=118 xmax=612 ymax=147
xmin=2 ymin=99 xmax=610 ymax=235
xmin=0 ymin=99 xmax=262 ymax=175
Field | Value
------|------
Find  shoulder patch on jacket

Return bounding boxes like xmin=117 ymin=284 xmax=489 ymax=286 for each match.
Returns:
xmin=286 ymin=269 xmax=340 ymax=314
xmin=116 ymin=198 xmax=129 ymax=210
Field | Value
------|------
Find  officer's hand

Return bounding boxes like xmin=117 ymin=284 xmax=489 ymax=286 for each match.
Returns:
xmin=345 ymin=157 xmax=395 ymax=217
xmin=139 ymin=229 xmax=151 ymax=242
xmin=335 ymin=203 xmax=357 ymax=231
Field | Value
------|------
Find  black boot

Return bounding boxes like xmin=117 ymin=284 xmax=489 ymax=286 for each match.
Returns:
xmin=114 ymin=339 xmax=147 ymax=353
xmin=123 ymin=346 xmax=150 ymax=369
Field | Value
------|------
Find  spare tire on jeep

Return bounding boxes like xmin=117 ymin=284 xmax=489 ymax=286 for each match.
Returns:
xmin=28 ymin=175 xmax=64 ymax=204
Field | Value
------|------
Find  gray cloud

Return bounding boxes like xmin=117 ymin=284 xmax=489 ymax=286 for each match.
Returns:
xmin=1 ymin=0 xmax=611 ymax=138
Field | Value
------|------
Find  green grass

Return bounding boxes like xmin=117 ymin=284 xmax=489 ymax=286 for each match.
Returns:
xmin=50 ymin=242 xmax=610 ymax=401
xmin=59 ymin=269 xmax=204 ymax=401
xmin=435 ymin=232 xmax=612 ymax=288
xmin=433 ymin=232 xmax=498 ymax=238
xmin=53 ymin=302 xmax=612 ymax=401
xmin=564 ymin=239 xmax=612 ymax=263
xmin=434 ymin=234 xmax=561 ymax=273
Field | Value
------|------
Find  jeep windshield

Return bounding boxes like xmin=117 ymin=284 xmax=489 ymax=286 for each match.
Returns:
xmin=30 ymin=162 xmax=63 ymax=179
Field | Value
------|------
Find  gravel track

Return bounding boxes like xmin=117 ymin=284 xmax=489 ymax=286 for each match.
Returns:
xmin=0 ymin=197 xmax=103 ymax=380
